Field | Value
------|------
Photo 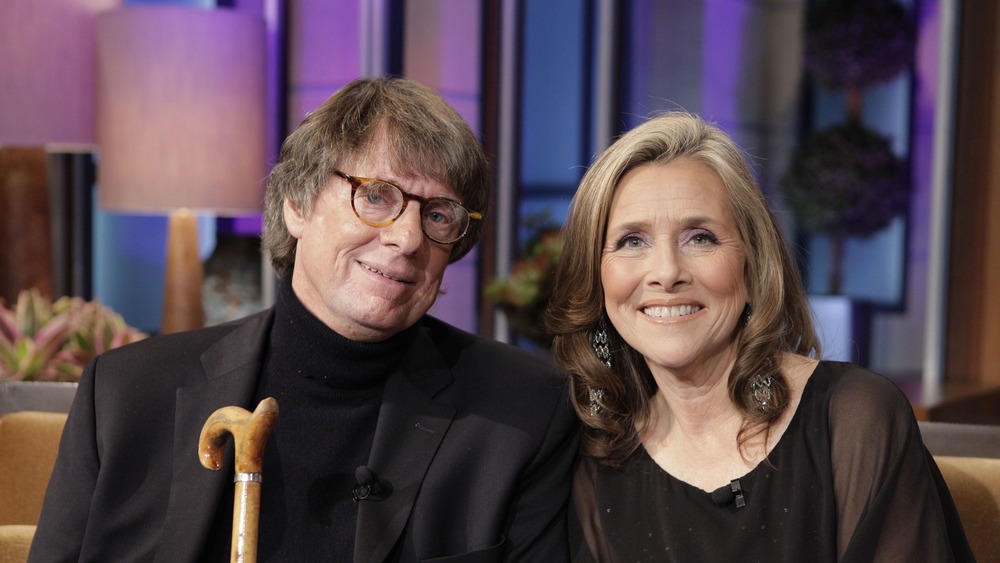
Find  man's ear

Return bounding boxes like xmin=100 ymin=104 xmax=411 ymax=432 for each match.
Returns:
xmin=284 ymin=198 xmax=305 ymax=238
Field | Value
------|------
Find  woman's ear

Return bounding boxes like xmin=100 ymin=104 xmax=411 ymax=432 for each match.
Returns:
xmin=284 ymin=198 xmax=305 ymax=238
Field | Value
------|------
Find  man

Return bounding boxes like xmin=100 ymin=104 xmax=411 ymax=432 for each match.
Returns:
xmin=30 ymin=77 xmax=578 ymax=562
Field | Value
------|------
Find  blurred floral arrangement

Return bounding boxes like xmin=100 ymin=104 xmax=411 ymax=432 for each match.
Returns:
xmin=0 ymin=288 xmax=147 ymax=382
xmin=781 ymin=0 xmax=914 ymax=295
xmin=485 ymin=215 xmax=563 ymax=348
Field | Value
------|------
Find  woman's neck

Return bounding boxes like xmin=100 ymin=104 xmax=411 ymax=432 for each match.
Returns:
xmin=642 ymin=352 xmax=739 ymax=435
xmin=638 ymin=352 xmax=819 ymax=491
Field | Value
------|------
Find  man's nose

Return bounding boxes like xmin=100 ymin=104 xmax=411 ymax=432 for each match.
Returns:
xmin=381 ymin=203 xmax=424 ymax=253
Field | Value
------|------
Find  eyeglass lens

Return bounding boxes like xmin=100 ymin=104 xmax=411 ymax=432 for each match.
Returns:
xmin=353 ymin=180 xmax=470 ymax=243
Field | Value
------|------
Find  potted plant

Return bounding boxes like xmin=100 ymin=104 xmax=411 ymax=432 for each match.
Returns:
xmin=781 ymin=0 xmax=914 ymax=295
xmin=803 ymin=0 xmax=914 ymax=118
xmin=0 ymin=288 xmax=146 ymax=414
xmin=780 ymin=122 xmax=909 ymax=295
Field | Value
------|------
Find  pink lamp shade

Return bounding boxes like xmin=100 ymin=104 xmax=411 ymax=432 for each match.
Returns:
xmin=0 ymin=0 xmax=119 ymax=146
xmin=96 ymin=5 xmax=267 ymax=215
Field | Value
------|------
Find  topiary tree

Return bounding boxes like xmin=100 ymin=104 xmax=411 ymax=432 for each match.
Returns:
xmin=781 ymin=122 xmax=909 ymax=294
xmin=781 ymin=0 xmax=915 ymax=295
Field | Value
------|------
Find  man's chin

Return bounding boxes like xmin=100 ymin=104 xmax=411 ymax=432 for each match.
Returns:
xmin=348 ymin=313 xmax=419 ymax=342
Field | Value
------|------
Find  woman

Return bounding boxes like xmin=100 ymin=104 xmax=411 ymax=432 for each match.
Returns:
xmin=547 ymin=112 xmax=972 ymax=562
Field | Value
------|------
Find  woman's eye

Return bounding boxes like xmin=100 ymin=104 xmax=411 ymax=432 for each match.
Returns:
xmin=614 ymin=234 xmax=645 ymax=249
xmin=687 ymin=230 xmax=719 ymax=246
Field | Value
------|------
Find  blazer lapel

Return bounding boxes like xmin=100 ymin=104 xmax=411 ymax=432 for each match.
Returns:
xmin=153 ymin=311 xmax=273 ymax=563
xmin=355 ymin=331 xmax=456 ymax=563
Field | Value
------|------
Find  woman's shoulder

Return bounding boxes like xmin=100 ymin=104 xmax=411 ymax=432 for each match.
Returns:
xmin=811 ymin=361 xmax=910 ymax=406
xmin=808 ymin=360 xmax=917 ymax=438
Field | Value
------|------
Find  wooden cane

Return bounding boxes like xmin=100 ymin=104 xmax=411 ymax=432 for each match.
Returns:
xmin=198 ymin=397 xmax=279 ymax=563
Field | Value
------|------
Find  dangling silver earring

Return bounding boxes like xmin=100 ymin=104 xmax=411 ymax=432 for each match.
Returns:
xmin=750 ymin=374 xmax=772 ymax=411
xmin=588 ymin=318 xmax=610 ymax=416
xmin=586 ymin=387 xmax=605 ymax=417
xmin=742 ymin=304 xmax=753 ymax=326
xmin=592 ymin=318 xmax=611 ymax=368
xmin=750 ymin=357 xmax=774 ymax=411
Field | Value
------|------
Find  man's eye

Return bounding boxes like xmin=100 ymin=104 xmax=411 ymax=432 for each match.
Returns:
xmin=425 ymin=202 xmax=457 ymax=224
xmin=363 ymin=183 xmax=397 ymax=205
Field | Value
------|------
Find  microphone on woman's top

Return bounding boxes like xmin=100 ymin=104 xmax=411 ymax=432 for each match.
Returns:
xmin=710 ymin=479 xmax=746 ymax=508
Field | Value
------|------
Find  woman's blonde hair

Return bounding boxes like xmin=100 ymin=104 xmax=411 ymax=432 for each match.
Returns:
xmin=546 ymin=112 xmax=819 ymax=466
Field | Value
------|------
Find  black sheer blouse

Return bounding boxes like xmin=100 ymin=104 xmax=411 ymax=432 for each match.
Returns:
xmin=570 ymin=361 xmax=974 ymax=562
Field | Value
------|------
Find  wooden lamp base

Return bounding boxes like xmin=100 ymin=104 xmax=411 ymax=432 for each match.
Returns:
xmin=162 ymin=208 xmax=205 ymax=334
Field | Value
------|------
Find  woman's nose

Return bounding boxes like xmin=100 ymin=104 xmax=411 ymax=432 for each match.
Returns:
xmin=647 ymin=245 xmax=688 ymax=288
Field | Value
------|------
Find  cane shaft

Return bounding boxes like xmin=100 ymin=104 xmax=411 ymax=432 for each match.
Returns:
xmin=232 ymin=480 xmax=262 ymax=563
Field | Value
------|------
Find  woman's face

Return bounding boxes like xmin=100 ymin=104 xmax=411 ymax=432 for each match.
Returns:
xmin=600 ymin=159 xmax=747 ymax=377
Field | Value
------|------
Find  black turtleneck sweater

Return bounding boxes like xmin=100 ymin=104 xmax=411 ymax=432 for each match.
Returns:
xmin=201 ymin=276 xmax=418 ymax=561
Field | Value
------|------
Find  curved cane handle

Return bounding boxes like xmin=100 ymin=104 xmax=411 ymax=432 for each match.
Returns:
xmin=199 ymin=397 xmax=279 ymax=473
xmin=198 ymin=397 xmax=279 ymax=563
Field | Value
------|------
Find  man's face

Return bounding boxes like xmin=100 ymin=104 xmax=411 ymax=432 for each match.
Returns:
xmin=285 ymin=144 xmax=456 ymax=342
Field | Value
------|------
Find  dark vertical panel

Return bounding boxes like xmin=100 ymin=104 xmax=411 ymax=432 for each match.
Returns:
xmin=478 ymin=0 xmax=504 ymax=338
xmin=386 ymin=0 xmax=405 ymax=75
xmin=47 ymin=152 xmax=95 ymax=299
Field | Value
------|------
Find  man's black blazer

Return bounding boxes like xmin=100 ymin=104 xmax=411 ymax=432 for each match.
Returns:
xmin=29 ymin=310 xmax=579 ymax=562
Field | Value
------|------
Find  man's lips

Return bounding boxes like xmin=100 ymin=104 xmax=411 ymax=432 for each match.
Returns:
xmin=360 ymin=261 xmax=413 ymax=284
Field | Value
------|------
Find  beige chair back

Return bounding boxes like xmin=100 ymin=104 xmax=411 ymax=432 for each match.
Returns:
xmin=0 ymin=411 xmax=67 ymax=563
xmin=934 ymin=456 xmax=1000 ymax=561
xmin=0 ymin=411 xmax=67 ymax=525
xmin=920 ymin=420 xmax=1000 ymax=562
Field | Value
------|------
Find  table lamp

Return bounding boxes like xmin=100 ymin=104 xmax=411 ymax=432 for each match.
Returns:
xmin=96 ymin=5 xmax=266 ymax=334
